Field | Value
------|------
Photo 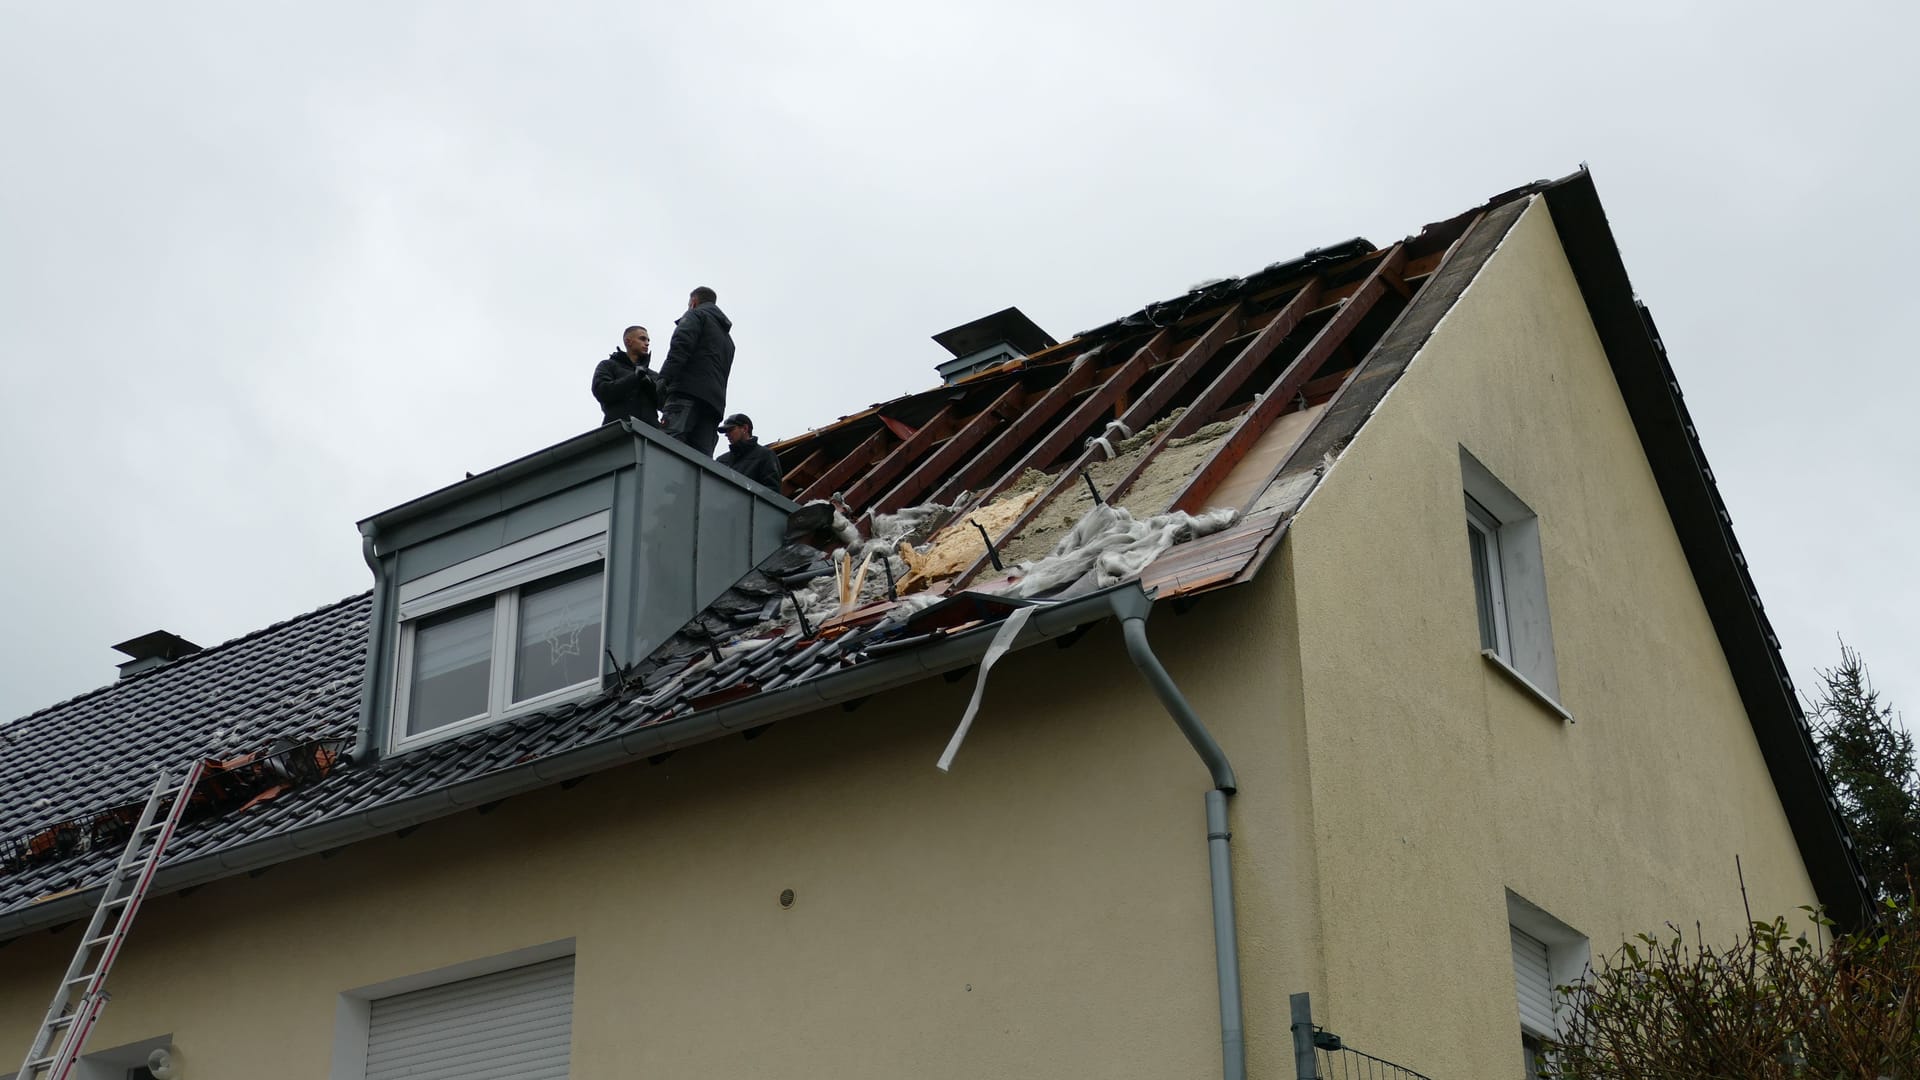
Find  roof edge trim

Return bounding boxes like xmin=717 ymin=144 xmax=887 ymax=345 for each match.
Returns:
xmin=1539 ymin=168 xmax=1870 ymax=926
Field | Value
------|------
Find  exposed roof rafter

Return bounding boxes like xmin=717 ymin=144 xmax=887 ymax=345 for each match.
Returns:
xmin=929 ymin=345 xmax=1108 ymax=506
xmin=1166 ymin=244 xmax=1408 ymax=516
xmin=844 ymin=401 xmax=961 ymax=511
xmin=870 ymin=380 xmax=1031 ymax=514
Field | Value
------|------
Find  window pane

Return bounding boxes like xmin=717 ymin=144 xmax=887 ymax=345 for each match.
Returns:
xmin=408 ymin=601 xmax=494 ymax=734
xmin=1523 ymin=1033 xmax=1546 ymax=1080
xmin=514 ymin=563 xmax=603 ymax=702
xmin=1469 ymin=525 xmax=1498 ymax=651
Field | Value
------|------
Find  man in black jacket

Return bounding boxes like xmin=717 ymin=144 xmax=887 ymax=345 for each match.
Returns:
xmin=714 ymin=414 xmax=784 ymax=492
xmin=659 ymin=286 xmax=734 ymax=455
xmin=591 ymin=325 xmax=661 ymax=427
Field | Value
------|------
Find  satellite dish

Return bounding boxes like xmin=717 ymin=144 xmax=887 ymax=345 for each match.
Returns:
xmin=147 ymin=1047 xmax=177 ymax=1080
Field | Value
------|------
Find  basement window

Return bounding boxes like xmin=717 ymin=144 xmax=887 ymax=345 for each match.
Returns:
xmin=1461 ymin=449 xmax=1566 ymax=718
xmin=391 ymin=514 xmax=608 ymax=751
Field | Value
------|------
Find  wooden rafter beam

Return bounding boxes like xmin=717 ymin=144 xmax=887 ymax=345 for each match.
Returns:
xmin=1097 ymin=281 xmax=1325 ymax=508
xmin=870 ymin=380 xmax=1029 ymax=514
xmin=781 ymin=446 xmax=831 ymax=490
xmin=795 ymin=427 xmax=892 ymax=505
xmin=975 ymin=326 xmax=1173 ymax=502
xmin=1221 ymin=209 xmax=1494 ymax=591
xmin=842 ymin=401 xmax=961 ymax=511
xmin=1103 ymin=304 xmax=1247 ymax=439
xmin=928 ymin=345 xmax=1108 ymax=506
xmin=1164 ymin=244 xmax=1408 ymax=517
xmin=947 ymin=307 xmax=1245 ymax=589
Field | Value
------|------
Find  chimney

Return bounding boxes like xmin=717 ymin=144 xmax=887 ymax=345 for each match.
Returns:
xmin=111 ymin=630 xmax=203 ymax=679
xmin=932 ymin=307 xmax=1056 ymax=384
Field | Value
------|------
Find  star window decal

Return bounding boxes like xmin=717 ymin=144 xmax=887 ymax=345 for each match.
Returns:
xmin=546 ymin=619 xmax=588 ymax=665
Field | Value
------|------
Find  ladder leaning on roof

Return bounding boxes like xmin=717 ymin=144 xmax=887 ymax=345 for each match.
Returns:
xmin=14 ymin=762 xmax=203 ymax=1080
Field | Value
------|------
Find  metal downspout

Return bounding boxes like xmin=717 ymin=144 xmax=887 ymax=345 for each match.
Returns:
xmin=1110 ymin=584 xmax=1245 ymax=1080
xmin=350 ymin=527 xmax=390 ymax=764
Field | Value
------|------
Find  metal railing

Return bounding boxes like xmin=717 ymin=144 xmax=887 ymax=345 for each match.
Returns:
xmin=1291 ymin=992 xmax=1437 ymax=1080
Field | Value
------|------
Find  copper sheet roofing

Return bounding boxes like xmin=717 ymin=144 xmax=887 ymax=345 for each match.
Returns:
xmin=0 ymin=170 xmax=1871 ymax=934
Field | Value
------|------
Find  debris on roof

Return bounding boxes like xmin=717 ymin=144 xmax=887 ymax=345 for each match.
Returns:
xmin=1004 ymin=504 xmax=1239 ymax=599
xmin=2 ymin=735 xmax=347 ymax=885
xmin=897 ymin=490 xmax=1039 ymax=592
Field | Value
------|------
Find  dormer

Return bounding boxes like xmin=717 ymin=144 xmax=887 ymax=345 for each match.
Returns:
xmin=352 ymin=422 xmax=795 ymax=761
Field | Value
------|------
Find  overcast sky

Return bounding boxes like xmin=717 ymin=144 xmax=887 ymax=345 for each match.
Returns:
xmin=1 ymin=2 xmax=1913 ymax=730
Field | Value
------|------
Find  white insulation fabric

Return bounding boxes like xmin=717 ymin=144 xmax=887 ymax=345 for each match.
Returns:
xmin=1009 ymin=503 xmax=1238 ymax=598
xmin=936 ymin=605 xmax=1034 ymax=772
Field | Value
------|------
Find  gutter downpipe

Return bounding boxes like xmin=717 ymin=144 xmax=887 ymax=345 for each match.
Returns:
xmin=1109 ymin=584 xmax=1245 ymax=1080
xmin=350 ymin=526 xmax=390 ymax=764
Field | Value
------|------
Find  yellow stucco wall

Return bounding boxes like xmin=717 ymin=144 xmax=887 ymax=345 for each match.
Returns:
xmin=0 ymin=584 xmax=1322 ymax=1080
xmin=1282 ymin=195 xmax=1820 ymax=1076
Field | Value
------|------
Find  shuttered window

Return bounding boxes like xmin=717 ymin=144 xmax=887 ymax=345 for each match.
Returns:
xmin=1511 ymin=925 xmax=1554 ymax=1036
xmin=365 ymin=955 xmax=574 ymax=1080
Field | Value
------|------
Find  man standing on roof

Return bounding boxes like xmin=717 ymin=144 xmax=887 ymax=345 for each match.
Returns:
xmin=659 ymin=286 xmax=734 ymax=455
xmin=714 ymin=414 xmax=784 ymax=491
xmin=591 ymin=325 xmax=662 ymax=427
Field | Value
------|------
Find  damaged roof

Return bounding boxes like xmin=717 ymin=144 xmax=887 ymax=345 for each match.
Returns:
xmin=0 ymin=168 xmax=1870 ymax=936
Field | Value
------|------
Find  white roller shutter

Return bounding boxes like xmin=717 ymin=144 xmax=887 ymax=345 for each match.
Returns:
xmin=1511 ymin=925 xmax=1554 ymax=1036
xmin=365 ymin=955 xmax=574 ymax=1080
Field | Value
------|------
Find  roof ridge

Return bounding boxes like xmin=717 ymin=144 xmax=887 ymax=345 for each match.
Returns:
xmin=2 ymin=589 xmax=374 ymax=729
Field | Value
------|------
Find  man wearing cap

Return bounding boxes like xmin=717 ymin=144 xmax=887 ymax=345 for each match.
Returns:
xmin=714 ymin=414 xmax=784 ymax=492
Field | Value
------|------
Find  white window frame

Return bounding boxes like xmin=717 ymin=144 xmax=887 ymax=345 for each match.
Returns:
xmin=1461 ymin=449 xmax=1567 ymax=720
xmin=330 ymin=939 xmax=576 ymax=1080
xmin=1507 ymin=889 xmax=1591 ymax=1073
xmin=1466 ymin=494 xmax=1511 ymax=659
xmin=390 ymin=513 xmax=610 ymax=753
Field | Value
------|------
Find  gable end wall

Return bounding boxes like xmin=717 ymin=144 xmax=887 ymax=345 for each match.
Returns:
xmin=1282 ymin=195 xmax=1820 ymax=1077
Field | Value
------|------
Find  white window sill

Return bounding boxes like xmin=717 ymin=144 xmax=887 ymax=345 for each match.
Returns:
xmin=1482 ymin=650 xmax=1574 ymax=723
xmin=390 ymin=682 xmax=600 ymax=755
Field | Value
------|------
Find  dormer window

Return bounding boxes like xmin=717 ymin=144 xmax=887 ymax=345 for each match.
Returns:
xmin=354 ymin=423 xmax=795 ymax=763
xmin=392 ymin=513 xmax=609 ymax=750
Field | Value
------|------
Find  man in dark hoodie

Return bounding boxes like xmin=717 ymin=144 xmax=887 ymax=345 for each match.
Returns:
xmin=591 ymin=325 xmax=661 ymax=427
xmin=714 ymin=413 xmax=784 ymax=492
xmin=659 ymin=286 xmax=734 ymax=455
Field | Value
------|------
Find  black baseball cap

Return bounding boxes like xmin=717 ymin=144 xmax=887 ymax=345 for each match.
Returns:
xmin=717 ymin=413 xmax=753 ymax=433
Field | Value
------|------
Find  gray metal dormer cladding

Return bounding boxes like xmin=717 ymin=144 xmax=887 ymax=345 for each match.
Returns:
xmin=353 ymin=421 xmax=795 ymax=761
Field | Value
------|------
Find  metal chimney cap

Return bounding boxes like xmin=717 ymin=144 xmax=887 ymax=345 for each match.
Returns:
xmin=931 ymin=306 xmax=1056 ymax=359
xmin=111 ymin=630 xmax=203 ymax=664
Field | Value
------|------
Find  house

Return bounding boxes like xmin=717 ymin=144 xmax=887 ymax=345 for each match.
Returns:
xmin=1 ymin=169 xmax=1867 ymax=1080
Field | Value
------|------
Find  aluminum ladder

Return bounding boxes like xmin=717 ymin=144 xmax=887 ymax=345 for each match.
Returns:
xmin=14 ymin=762 xmax=203 ymax=1080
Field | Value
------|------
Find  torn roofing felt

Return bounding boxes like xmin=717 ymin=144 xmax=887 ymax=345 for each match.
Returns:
xmin=0 ymin=168 xmax=1867 ymax=935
